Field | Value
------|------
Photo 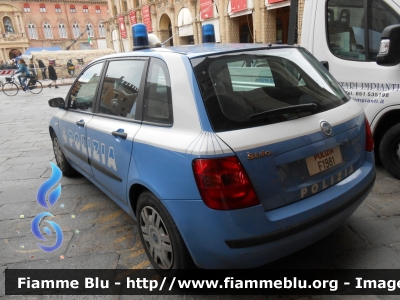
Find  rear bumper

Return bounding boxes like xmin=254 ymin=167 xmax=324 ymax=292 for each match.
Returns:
xmin=225 ymin=171 xmax=375 ymax=249
xmin=162 ymin=152 xmax=375 ymax=269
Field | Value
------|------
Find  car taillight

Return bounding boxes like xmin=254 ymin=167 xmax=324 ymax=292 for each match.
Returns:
xmin=192 ymin=156 xmax=260 ymax=210
xmin=365 ymin=117 xmax=374 ymax=152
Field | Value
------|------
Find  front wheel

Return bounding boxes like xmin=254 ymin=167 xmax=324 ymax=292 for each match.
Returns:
xmin=2 ymin=82 xmax=18 ymax=96
xmin=51 ymin=132 xmax=77 ymax=176
xmin=379 ymin=123 xmax=400 ymax=179
xmin=29 ymin=80 xmax=43 ymax=94
xmin=137 ymin=191 xmax=194 ymax=275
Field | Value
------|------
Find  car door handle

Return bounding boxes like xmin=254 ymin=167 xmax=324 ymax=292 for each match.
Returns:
xmin=76 ymin=121 xmax=85 ymax=127
xmin=112 ymin=131 xmax=127 ymax=139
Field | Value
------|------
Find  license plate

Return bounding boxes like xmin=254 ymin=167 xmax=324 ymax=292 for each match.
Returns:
xmin=306 ymin=146 xmax=343 ymax=176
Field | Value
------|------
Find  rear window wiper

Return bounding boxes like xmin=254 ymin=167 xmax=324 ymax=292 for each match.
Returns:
xmin=249 ymin=103 xmax=318 ymax=120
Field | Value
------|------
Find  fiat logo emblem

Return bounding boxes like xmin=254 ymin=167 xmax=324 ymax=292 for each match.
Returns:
xmin=320 ymin=121 xmax=332 ymax=136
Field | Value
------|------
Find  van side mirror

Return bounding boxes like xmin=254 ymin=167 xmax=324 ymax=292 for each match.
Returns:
xmin=320 ymin=61 xmax=329 ymax=70
xmin=48 ymin=97 xmax=65 ymax=108
xmin=376 ymin=24 xmax=400 ymax=67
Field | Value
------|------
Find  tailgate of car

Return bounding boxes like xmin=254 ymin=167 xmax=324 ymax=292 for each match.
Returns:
xmin=216 ymin=102 xmax=365 ymax=211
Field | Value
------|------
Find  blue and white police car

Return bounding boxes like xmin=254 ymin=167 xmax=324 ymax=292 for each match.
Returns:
xmin=48 ymin=24 xmax=376 ymax=271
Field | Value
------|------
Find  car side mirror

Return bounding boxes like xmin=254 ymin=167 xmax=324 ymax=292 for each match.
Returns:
xmin=376 ymin=24 xmax=400 ymax=67
xmin=48 ymin=97 xmax=65 ymax=108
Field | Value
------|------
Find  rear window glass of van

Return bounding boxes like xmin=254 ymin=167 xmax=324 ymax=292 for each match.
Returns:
xmin=191 ymin=47 xmax=349 ymax=132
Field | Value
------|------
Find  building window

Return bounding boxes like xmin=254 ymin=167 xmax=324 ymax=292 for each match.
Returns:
xmin=23 ymin=4 xmax=31 ymax=12
xmin=55 ymin=4 xmax=61 ymax=13
xmin=44 ymin=22 xmax=53 ymax=39
xmin=28 ymin=23 xmax=38 ymax=39
xmin=70 ymin=5 xmax=76 ymax=13
xmin=40 ymin=4 xmax=46 ymax=12
xmin=99 ymin=22 xmax=105 ymax=37
xmin=95 ymin=6 xmax=101 ymax=13
xmin=87 ymin=23 xmax=94 ymax=37
xmin=83 ymin=5 xmax=89 ymax=13
xmin=73 ymin=23 xmax=80 ymax=38
xmin=123 ymin=0 xmax=127 ymax=12
xmin=3 ymin=17 xmax=15 ymax=33
xmin=59 ymin=23 xmax=67 ymax=38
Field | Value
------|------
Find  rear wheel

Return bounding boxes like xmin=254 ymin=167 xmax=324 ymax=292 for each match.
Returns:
xmin=379 ymin=123 xmax=400 ymax=179
xmin=29 ymin=80 xmax=43 ymax=94
xmin=137 ymin=191 xmax=194 ymax=275
xmin=51 ymin=132 xmax=77 ymax=176
xmin=2 ymin=82 xmax=18 ymax=96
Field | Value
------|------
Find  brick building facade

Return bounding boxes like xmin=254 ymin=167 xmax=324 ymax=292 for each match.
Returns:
xmin=0 ymin=0 xmax=109 ymax=62
xmin=104 ymin=0 xmax=305 ymax=52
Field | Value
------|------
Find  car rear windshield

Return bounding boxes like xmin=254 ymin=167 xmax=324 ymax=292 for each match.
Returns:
xmin=191 ymin=47 xmax=350 ymax=132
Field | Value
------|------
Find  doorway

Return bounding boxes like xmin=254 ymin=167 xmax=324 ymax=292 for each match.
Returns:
xmin=276 ymin=6 xmax=290 ymax=44
xmin=239 ymin=15 xmax=253 ymax=43
xmin=160 ymin=14 xmax=173 ymax=46
xmin=9 ymin=49 xmax=22 ymax=60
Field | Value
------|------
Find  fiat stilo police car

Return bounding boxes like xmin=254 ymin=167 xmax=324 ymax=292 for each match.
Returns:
xmin=48 ymin=24 xmax=376 ymax=271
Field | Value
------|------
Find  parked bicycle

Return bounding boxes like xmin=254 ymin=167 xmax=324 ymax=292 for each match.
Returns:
xmin=2 ymin=75 xmax=43 ymax=96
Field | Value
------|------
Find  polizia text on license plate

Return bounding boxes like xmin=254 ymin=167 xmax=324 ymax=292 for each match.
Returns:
xmin=305 ymin=146 xmax=343 ymax=176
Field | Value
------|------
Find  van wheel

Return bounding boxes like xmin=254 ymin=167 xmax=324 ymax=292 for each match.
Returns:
xmin=379 ymin=123 xmax=400 ymax=179
xmin=137 ymin=191 xmax=194 ymax=274
xmin=51 ymin=132 xmax=77 ymax=177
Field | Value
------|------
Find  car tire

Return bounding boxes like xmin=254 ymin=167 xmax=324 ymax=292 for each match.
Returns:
xmin=379 ymin=123 xmax=400 ymax=180
xmin=51 ymin=132 xmax=77 ymax=177
xmin=137 ymin=191 xmax=195 ymax=275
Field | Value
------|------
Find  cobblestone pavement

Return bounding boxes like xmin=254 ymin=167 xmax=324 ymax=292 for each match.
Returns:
xmin=0 ymin=86 xmax=400 ymax=299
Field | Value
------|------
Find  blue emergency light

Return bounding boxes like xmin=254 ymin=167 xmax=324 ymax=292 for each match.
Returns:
xmin=132 ymin=24 xmax=149 ymax=49
xmin=202 ymin=24 xmax=216 ymax=43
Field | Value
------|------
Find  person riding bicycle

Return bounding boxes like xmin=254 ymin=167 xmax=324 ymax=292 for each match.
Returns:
xmin=14 ymin=58 xmax=31 ymax=93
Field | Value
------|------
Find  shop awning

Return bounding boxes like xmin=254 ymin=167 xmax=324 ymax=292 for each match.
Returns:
xmin=228 ymin=0 xmax=254 ymax=18
xmin=265 ymin=0 xmax=290 ymax=10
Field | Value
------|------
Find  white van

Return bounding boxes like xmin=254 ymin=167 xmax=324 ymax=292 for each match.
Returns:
xmin=300 ymin=0 xmax=400 ymax=179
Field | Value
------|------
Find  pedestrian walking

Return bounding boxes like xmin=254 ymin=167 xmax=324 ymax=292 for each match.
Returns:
xmin=14 ymin=58 xmax=31 ymax=93
xmin=48 ymin=61 xmax=58 ymax=88
xmin=36 ymin=58 xmax=47 ymax=80
xmin=29 ymin=59 xmax=37 ymax=78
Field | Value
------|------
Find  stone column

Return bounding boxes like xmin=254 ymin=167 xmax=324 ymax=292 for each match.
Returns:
xmin=196 ymin=21 xmax=202 ymax=43
xmin=297 ymin=0 xmax=305 ymax=45
xmin=264 ymin=8 xmax=276 ymax=44
xmin=170 ymin=6 xmax=178 ymax=46
xmin=225 ymin=15 xmax=239 ymax=43
xmin=219 ymin=0 xmax=227 ymax=43
xmin=190 ymin=0 xmax=199 ymax=44
xmin=252 ymin=0 xmax=260 ymax=43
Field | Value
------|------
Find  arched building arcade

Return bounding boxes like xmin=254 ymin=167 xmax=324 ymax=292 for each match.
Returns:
xmin=104 ymin=0 xmax=305 ymax=51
